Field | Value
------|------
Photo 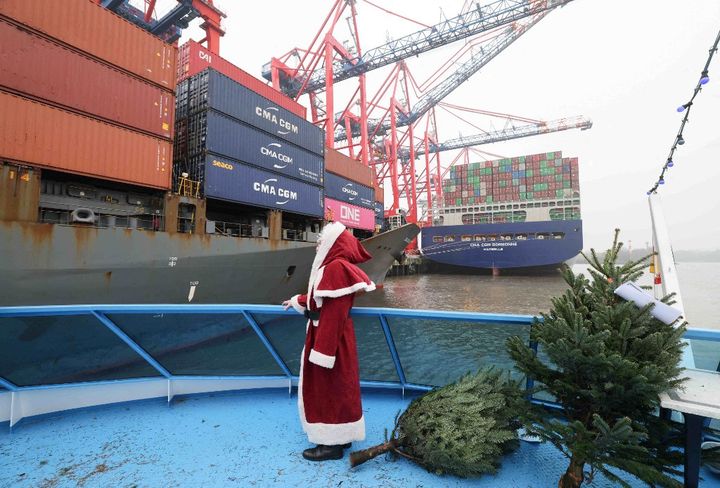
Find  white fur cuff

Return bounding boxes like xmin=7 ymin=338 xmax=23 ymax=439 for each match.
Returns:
xmin=290 ymin=294 xmax=306 ymax=315
xmin=309 ymin=349 xmax=336 ymax=369
xmin=315 ymin=281 xmax=376 ymax=299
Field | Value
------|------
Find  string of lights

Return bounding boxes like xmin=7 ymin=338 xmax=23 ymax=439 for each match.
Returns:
xmin=647 ymin=28 xmax=720 ymax=195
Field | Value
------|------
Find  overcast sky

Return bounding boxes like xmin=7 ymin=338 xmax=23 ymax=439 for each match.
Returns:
xmin=177 ymin=0 xmax=720 ymax=252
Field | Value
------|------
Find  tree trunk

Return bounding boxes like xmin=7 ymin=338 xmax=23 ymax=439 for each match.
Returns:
xmin=349 ymin=439 xmax=401 ymax=468
xmin=558 ymin=456 xmax=585 ymax=488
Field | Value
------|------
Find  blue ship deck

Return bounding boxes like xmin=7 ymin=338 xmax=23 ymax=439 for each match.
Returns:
xmin=5 ymin=388 xmax=720 ymax=487
xmin=1 ymin=305 xmax=719 ymax=487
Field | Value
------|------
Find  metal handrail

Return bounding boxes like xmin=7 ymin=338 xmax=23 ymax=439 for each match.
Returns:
xmin=1 ymin=304 xmax=717 ymax=428
xmin=0 ymin=305 xmax=534 ymax=395
xmin=212 ymin=220 xmax=257 ymax=238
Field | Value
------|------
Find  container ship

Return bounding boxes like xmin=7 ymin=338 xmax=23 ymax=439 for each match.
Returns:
xmin=0 ymin=0 xmax=417 ymax=306
xmin=419 ymin=151 xmax=583 ymax=273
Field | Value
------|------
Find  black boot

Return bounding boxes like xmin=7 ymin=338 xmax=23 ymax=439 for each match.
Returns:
xmin=341 ymin=443 xmax=351 ymax=449
xmin=302 ymin=444 xmax=344 ymax=461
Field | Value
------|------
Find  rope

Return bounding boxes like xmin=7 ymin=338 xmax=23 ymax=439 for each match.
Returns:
xmin=359 ymin=0 xmax=430 ymax=29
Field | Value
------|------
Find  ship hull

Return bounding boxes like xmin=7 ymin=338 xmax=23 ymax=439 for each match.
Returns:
xmin=0 ymin=221 xmax=418 ymax=306
xmin=420 ymin=220 xmax=582 ymax=270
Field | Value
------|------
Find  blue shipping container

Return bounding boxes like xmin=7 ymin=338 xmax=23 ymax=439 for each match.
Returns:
xmin=189 ymin=69 xmax=324 ymax=156
xmin=199 ymin=110 xmax=324 ymax=186
xmin=203 ymin=153 xmax=324 ymax=217
xmin=324 ymin=172 xmax=374 ymax=209
xmin=373 ymin=201 xmax=384 ymax=225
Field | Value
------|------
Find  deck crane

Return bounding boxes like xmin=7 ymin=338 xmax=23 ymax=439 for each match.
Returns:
xmin=98 ymin=0 xmax=225 ymax=52
xmin=265 ymin=0 xmax=576 ymax=161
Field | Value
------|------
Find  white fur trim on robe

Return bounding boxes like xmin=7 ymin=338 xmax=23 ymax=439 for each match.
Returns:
xmin=307 ymin=222 xmax=346 ymax=301
xmin=309 ymin=348 xmax=335 ymax=369
xmin=312 ymin=267 xmax=325 ymax=309
xmin=311 ymin=266 xmax=375 ymax=308
xmin=315 ymin=281 xmax=376 ymax=299
xmin=298 ymin=347 xmax=366 ymax=445
xmin=304 ymin=415 xmax=366 ymax=446
xmin=289 ymin=294 xmax=306 ymax=315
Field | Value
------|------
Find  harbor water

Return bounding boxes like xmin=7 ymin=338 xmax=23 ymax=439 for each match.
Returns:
xmin=356 ymin=262 xmax=720 ymax=331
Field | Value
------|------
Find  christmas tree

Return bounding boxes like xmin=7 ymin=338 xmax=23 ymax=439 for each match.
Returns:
xmin=506 ymin=230 xmax=687 ymax=488
xmin=349 ymin=368 xmax=524 ymax=478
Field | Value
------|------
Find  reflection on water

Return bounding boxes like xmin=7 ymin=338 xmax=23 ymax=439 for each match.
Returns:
xmin=353 ymin=263 xmax=719 ymax=375
xmin=356 ymin=271 xmax=570 ymax=315
xmin=357 ymin=263 xmax=720 ymax=331
xmin=387 ymin=318 xmax=529 ymax=386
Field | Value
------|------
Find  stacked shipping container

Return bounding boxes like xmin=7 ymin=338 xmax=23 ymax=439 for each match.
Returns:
xmin=177 ymin=40 xmax=306 ymax=119
xmin=371 ymin=168 xmax=385 ymax=227
xmin=0 ymin=20 xmax=174 ymax=139
xmin=173 ymin=67 xmax=325 ymax=218
xmin=442 ymin=151 xmax=580 ymax=207
xmin=0 ymin=0 xmax=176 ymax=88
xmin=0 ymin=0 xmax=175 ymax=189
xmin=323 ymin=148 xmax=376 ymax=231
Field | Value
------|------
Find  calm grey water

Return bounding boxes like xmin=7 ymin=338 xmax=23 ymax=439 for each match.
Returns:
xmin=356 ymin=262 xmax=720 ymax=331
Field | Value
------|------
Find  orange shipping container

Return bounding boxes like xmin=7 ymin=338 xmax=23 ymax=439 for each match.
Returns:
xmin=0 ymin=19 xmax=174 ymax=139
xmin=0 ymin=0 xmax=176 ymax=90
xmin=325 ymin=148 xmax=373 ymax=186
xmin=0 ymin=91 xmax=171 ymax=189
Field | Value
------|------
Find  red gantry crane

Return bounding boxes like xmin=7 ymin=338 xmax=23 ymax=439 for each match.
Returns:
xmin=98 ymin=0 xmax=225 ymax=52
xmin=98 ymin=1 xmax=590 ymax=228
xmin=264 ymin=0 xmax=587 ymax=227
xmin=264 ymin=0 xmax=576 ymax=158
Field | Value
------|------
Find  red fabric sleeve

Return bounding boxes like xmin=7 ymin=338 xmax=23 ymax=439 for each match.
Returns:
xmin=297 ymin=294 xmax=308 ymax=308
xmin=309 ymin=293 xmax=353 ymax=368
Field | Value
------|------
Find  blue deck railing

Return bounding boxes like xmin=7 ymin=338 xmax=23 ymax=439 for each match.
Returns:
xmin=0 ymin=305 xmax=718 ymax=428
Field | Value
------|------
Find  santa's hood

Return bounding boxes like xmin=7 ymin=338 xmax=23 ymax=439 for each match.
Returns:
xmin=306 ymin=222 xmax=373 ymax=299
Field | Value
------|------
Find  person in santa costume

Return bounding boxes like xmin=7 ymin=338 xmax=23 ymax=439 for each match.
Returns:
xmin=283 ymin=221 xmax=375 ymax=461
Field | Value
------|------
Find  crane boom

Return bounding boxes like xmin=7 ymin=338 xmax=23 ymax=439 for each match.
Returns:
xmin=399 ymin=116 xmax=592 ymax=160
xmin=264 ymin=0 xmax=574 ymax=97
xmin=400 ymin=16 xmax=543 ymax=126
xmin=335 ymin=13 xmax=545 ymax=142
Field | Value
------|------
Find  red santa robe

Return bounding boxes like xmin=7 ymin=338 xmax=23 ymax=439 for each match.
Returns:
xmin=289 ymin=221 xmax=375 ymax=445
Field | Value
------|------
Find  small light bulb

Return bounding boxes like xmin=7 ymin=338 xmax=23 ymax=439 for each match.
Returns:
xmin=700 ymin=72 xmax=710 ymax=85
xmin=667 ymin=160 xmax=674 ymax=168
xmin=659 ymin=178 xmax=665 ymax=185
xmin=646 ymin=190 xmax=652 ymax=195
xmin=678 ymin=136 xmax=685 ymax=145
xmin=676 ymin=105 xmax=686 ymax=113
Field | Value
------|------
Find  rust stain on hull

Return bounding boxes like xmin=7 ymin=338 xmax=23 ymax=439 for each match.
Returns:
xmin=73 ymin=224 xmax=99 ymax=259
xmin=15 ymin=220 xmax=55 ymax=249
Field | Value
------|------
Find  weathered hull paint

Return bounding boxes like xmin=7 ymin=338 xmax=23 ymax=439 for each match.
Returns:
xmin=0 ymin=222 xmax=419 ymax=306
